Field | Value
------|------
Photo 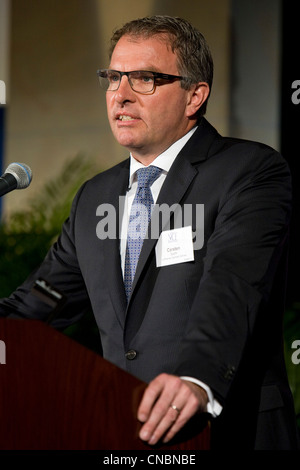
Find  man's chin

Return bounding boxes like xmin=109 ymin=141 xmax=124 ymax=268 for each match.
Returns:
xmin=115 ymin=135 xmax=143 ymax=153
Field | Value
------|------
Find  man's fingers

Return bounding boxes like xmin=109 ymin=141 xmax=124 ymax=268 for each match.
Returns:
xmin=147 ymin=386 xmax=201 ymax=445
xmin=138 ymin=374 xmax=204 ymax=445
xmin=137 ymin=373 xmax=181 ymax=422
xmin=144 ymin=402 xmax=190 ymax=445
xmin=162 ymin=392 xmax=201 ymax=443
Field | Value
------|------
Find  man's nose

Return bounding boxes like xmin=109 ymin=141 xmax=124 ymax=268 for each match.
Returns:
xmin=114 ymin=75 xmax=135 ymax=102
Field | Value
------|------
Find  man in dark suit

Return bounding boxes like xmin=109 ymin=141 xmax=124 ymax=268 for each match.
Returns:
xmin=0 ymin=15 xmax=299 ymax=449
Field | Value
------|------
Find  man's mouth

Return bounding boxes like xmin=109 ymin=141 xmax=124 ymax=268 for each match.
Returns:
xmin=119 ymin=115 xmax=134 ymax=121
xmin=117 ymin=114 xmax=136 ymax=121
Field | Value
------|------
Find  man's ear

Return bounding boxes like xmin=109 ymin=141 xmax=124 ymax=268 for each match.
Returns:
xmin=186 ymin=82 xmax=210 ymax=117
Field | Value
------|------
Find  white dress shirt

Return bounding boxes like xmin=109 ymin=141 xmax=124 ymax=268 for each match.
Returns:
xmin=120 ymin=126 xmax=222 ymax=417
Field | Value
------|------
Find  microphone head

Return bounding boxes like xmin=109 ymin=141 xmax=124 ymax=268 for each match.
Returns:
xmin=5 ymin=162 xmax=32 ymax=189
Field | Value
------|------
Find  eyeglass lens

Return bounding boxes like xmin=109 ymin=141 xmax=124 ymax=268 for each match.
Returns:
xmin=100 ymin=71 xmax=155 ymax=93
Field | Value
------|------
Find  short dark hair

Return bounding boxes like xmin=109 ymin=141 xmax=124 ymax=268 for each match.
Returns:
xmin=108 ymin=15 xmax=214 ymax=116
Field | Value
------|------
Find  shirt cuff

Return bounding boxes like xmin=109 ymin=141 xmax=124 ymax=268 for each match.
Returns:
xmin=181 ymin=376 xmax=223 ymax=417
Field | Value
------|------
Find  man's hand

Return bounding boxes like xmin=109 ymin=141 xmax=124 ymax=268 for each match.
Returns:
xmin=137 ymin=373 xmax=208 ymax=446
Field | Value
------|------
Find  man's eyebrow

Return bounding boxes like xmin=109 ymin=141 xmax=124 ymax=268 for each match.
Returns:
xmin=136 ymin=66 xmax=162 ymax=73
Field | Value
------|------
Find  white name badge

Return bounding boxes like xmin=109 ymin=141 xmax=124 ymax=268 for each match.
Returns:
xmin=155 ymin=226 xmax=194 ymax=267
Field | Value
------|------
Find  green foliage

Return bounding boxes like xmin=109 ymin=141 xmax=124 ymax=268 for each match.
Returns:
xmin=2 ymin=153 xmax=96 ymax=237
xmin=0 ymin=231 xmax=54 ymax=297
xmin=0 ymin=153 xmax=97 ymax=296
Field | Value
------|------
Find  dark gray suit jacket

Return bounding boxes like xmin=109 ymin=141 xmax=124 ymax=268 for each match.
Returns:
xmin=1 ymin=118 xmax=299 ymax=449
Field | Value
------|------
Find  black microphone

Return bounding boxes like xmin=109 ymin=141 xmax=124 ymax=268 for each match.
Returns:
xmin=0 ymin=162 xmax=32 ymax=197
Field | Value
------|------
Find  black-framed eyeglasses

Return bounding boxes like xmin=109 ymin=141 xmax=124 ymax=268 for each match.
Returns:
xmin=97 ymin=69 xmax=189 ymax=94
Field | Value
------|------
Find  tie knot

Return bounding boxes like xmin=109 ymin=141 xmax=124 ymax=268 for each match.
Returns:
xmin=136 ymin=166 xmax=162 ymax=188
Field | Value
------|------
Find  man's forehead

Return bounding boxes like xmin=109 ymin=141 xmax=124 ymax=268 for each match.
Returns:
xmin=112 ymin=33 xmax=174 ymax=55
xmin=109 ymin=34 xmax=177 ymax=68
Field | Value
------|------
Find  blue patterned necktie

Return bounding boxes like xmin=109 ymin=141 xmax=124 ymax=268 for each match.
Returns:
xmin=124 ymin=166 xmax=162 ymax=301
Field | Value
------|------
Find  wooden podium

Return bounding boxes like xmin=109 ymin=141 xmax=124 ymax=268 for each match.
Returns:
xmin=0 ymin=318 xmax=210 ymax=450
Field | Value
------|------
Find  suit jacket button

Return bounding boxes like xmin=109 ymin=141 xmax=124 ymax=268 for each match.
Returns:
xmin=125 ymin=349 xmax=137 ymax=360
xmin=224 ymin=365 xmax=236 ymax=380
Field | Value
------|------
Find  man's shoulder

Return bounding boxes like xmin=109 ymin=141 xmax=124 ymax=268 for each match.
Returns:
xmin=211 ymin=135 xmax=289 ymax=179
xmin=192 ymin=119 xmax=290 ymax=182
xmin=191 ymin=118 xmax=284 ymax=164
xmin=217 ymin=134 xmax=280 ymax=154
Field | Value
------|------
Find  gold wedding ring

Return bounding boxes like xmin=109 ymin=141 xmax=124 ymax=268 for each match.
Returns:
xmin=170 ymin=404 xmax=181 ymax=413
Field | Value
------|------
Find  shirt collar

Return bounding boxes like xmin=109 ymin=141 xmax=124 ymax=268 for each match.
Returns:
xmin=128 ymin=126 xmax=197 ymax=188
